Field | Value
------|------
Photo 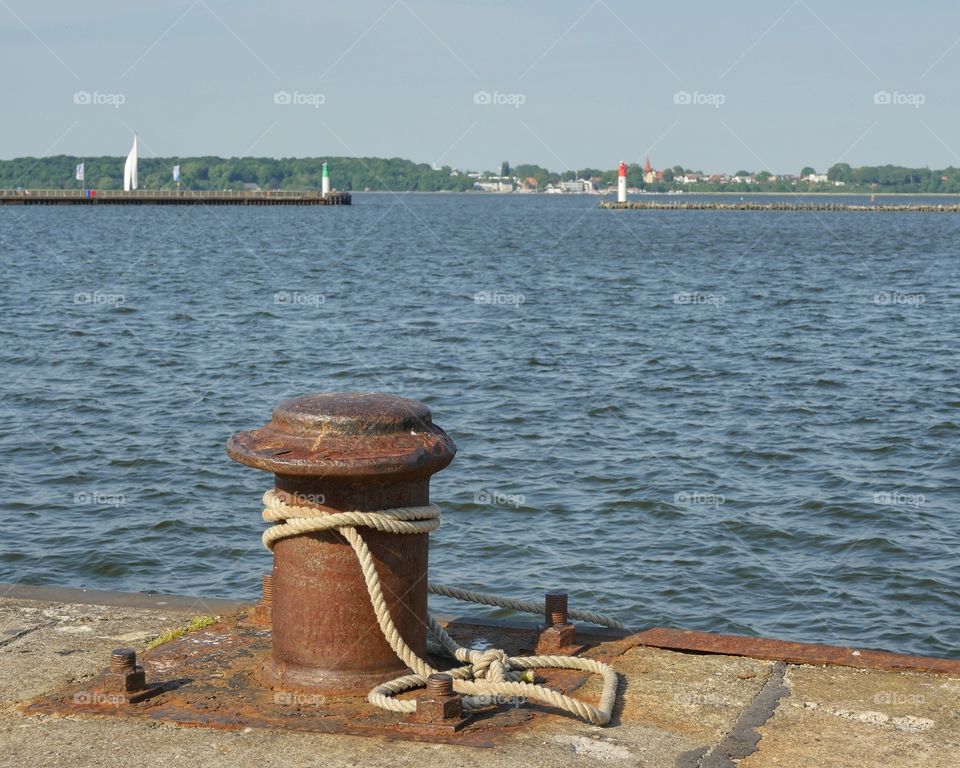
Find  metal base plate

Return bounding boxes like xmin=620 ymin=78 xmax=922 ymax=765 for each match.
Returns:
xmin=22 ymin=612 xmax=629 ymax=747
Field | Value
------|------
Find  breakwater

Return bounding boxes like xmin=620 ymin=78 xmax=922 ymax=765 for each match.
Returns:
xmin=0 ymin=189 xmax=351 ymax=205
xmin=600 ymin=200 xmax=960 ymax=212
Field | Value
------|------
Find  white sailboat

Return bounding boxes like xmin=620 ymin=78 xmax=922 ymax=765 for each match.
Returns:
xmin=123 ymin=134 xmax=138 ymax=191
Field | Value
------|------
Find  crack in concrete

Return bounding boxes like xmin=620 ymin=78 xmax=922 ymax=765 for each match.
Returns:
xmin=701 ymin=662 xmax=789 ymax=767
xmin=0 ymin=622 xmax=54 ymax=650
xmin=677 ymin=662 xmax=790 ymax=768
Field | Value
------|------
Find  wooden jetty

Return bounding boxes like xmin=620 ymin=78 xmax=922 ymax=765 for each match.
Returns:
xmin=600 ymin=200 xmax=960 ymax=213
xmin=0 ymin=189 xmax=351 ymax=206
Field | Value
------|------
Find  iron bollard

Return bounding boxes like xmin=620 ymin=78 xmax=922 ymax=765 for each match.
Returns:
xmin=227 ymin=392 xmax=456 ymax=693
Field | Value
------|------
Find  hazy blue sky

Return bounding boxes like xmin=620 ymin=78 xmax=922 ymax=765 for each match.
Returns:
xmin=3 ymin=1 xmax=959 ymax=173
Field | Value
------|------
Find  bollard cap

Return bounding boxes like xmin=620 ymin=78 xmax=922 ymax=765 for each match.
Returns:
xmin=227 ymin=392 xmax=456 ymax=477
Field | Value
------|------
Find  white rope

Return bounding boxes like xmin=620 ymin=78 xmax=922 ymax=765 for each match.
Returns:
xmin=426 ymin=582 xmax=630 ymax=631
xmin=261 ymin=489 xmax=621 ymax=726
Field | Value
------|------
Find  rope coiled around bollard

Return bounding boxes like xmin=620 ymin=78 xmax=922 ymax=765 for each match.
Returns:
xmin=260 ymin=489 xmax=621 ymax=726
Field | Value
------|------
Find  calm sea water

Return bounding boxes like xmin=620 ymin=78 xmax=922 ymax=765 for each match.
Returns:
xmin=1 ymin=193 xmax=958 ymax=659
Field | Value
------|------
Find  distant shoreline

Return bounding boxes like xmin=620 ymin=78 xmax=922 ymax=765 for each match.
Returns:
xmin=352 ymin=190 xmax=959 ymax=197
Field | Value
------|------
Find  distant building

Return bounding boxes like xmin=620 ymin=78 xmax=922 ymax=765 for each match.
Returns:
xmin=558 ymin=178 xmax=595 ymax=193
xmin=474 ymin=179 xmax=514 ymax=192
xmin=643 ymin=157 xmax=655 ymax=185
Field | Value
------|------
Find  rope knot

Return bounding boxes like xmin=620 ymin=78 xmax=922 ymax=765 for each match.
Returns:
xmin=471 ymin=649 xmax=510 ymax=681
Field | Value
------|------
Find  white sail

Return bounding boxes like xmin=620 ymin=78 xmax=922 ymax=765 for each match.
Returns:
xmin=123 ymin=134 xmax=138 ymax=191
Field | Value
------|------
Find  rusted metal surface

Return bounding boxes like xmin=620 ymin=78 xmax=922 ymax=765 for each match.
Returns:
xmin=536 ymin=591 xmax=584 ymax=656
xmin=634 ymin=627 xmax=960 ymax=674
xmin=82 ymin=648 xmax=164 ymax=705
xmin=226 ymin=392 xmax=455 ymax=477
xmin=536 ymin=623 xmax=580 ymax=655
xmin=226 ymin=393 xmax=456 ymax=694
xmin=251 ymin=572 xmax=272 ymax=627
xmin=22 ymin=614 xmax=627 ymax=746
xmin=403 ymin=673 xmax=474 ymax=733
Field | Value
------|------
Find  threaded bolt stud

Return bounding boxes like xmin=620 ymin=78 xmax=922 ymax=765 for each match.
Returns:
xmin=544 ymin=591 xmax=568 ymax=627
xmin=110 ymin=648 xmax=136 ymax=672
xmin=426 ymin=672 xmax=454 ymax=697
xmin=262 ymin=572 xmax=273 ymax=603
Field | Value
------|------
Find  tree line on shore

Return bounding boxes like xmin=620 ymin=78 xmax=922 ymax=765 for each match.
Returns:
xmin=1 ymin=155 xmax=958 ymax=194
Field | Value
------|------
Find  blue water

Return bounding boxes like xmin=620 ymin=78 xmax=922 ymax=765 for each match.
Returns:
xmin=1 ymin=194 xmax=957 ymax=659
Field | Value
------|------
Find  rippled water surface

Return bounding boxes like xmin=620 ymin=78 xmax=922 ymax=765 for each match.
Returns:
xmin=1 ymin=193 xmax=958 ymax=658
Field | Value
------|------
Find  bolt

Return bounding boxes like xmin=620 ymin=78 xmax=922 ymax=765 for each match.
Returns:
xmin=426 ymin=672 xmax=453 ymax=697
xmin=110 ymin=648 xmax=136 ymax=672
xmin=251 ymin=571 xmax=274 ymax=627
xmin=412 ymin=672 xmax=467 ymax=728
xmin=544 ymin=591 xmax=568 ymax=627
xmin=103 ymin=648 xmax=152 ymax=698
xmin=262 ymin=572 xmax=273 ymax=604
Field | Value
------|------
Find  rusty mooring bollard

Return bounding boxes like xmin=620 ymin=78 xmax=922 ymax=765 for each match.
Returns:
xmin=227 ymin=393 xmax=456 ymax=693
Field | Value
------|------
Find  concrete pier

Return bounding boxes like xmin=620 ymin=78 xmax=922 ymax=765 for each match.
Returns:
xmin=0 ymin=189 xmax=351 ymax=206
xmin=1 ymin=584 xmax=956 ymax=767
xmin=601 ymin=200 xmax=960 ymax=213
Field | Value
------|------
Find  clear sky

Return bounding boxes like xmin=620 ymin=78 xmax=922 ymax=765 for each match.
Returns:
xmin=2 ymin=1 xmax=959 ymax=174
